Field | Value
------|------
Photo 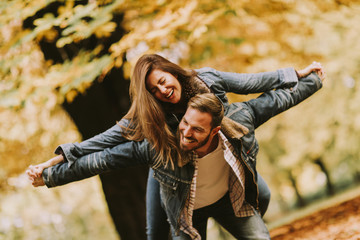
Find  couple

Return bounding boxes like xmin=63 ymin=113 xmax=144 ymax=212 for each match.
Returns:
xmin=27 ymin=54 xmax=325 ymax=240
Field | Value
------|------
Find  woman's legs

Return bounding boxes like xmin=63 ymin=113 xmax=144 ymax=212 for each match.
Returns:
xmin=146 ymin=168 xmax=170 ymax=240
xmin=257 ymin=173 xmax=271 ymax=217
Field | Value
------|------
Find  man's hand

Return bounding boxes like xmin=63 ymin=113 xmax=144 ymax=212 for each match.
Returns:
xmin=297 ymin=61 xmax=326 ymax=82
xmin=26 ymin=155 xmax=64 ymax=187
xmin=31 ymin=175 xmax=45 ymax=187
xmin=26 ymin=165 xmax=45 ymax=187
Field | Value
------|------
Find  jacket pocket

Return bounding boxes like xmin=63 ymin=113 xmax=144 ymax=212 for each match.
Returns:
xmin=153 ymin=170 xmax=179 ymax=191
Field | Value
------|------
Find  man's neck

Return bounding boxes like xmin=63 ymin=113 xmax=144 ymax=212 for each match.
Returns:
xmin=195 ymin=134 xmax=219 ymax=158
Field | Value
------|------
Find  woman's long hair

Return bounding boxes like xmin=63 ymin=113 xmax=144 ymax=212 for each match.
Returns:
xmin=121 ymin=54 xmax=199 ymax=169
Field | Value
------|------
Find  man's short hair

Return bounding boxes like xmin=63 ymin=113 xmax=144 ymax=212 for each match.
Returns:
xmin=187 ymin=93 xmax=224 ymax=128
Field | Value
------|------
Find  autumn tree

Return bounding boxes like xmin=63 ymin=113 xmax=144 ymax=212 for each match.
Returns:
xmin=1 ymin=0 xmax=360 ymax=238
xmin=1 ymin=1 xmax=227 ymax=239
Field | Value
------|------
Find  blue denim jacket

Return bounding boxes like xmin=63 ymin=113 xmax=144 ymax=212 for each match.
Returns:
xmin=53 ymin=67 xmax=298 ymax=165
xmin=43 ymin=72 xmax=322 ymax=234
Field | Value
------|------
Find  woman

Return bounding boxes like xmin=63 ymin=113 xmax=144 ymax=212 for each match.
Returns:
xmin=28 ymin=54 xmax=323 ymax=239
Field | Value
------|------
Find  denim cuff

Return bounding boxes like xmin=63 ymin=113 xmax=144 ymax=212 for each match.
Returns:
xmin=54 ymin=143 xmax=82 ymax=167
xmin=278 ymin=67 xmax=298 ymax=90
xmin=42 ymin=167 xmax=55 ymax=188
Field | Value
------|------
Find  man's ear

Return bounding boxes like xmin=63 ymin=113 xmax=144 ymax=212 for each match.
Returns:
xmin=211 ymin=126 xmax=221 ymax=136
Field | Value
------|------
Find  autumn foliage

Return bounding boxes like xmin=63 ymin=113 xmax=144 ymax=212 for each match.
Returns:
xmin=1 ymin=0 xmax=360 ymax=239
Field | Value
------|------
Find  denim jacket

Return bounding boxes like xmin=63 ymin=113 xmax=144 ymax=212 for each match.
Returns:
xmin=43 ymin=73 xmax=322 ymax=233
xmin=53 ymin=67 xmax=298 ymax=165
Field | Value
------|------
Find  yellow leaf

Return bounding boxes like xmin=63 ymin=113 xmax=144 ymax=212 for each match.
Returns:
xmin=94 ymin=22 xmax=117 ymax=38
xmin=114 ymin=57 xmax=123 ymax=68
xmin=65 ymin=89 xmax=78 ymax=103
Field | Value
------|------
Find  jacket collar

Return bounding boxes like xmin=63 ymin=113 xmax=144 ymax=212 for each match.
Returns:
xmin=221 ymin=116 xmax=249 ymax=139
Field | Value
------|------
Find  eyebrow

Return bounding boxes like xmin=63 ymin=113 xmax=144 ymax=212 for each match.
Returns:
xmin=182 ymin=117 xmax=205 ymax=132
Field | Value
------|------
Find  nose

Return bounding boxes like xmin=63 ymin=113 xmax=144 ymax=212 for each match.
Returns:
xmin=183 ymin=126 xmax=192 ymax=138
xmin=158 ymin=85 xmax=167 ymax=94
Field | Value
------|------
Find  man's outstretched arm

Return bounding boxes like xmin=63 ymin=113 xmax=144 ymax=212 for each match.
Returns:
xmin=37 ymin=139 xmax=153 ymax=188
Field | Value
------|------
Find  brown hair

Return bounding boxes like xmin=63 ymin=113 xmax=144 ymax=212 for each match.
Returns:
xmin=120 ymin=54 xmax=201 ymax=168
xmin=188 ymin=93 xmax=224 ymax=128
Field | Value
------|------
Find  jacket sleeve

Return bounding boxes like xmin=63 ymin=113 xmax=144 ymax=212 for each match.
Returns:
xmin=43 ymin=139 xmax=153 ymax=188
xmin=244 ymin=72 xmax=322 ymax=129
xmin=54 ymin=119 xmax=130 ymax=166
xmin=198 ymin=67 xmax=298 ymax=94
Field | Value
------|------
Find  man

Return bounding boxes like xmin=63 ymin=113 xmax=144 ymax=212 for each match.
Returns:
xmin=171 ymin=93 xmax=270 ymax=239
xmin=29 ymin=72 xmax=324 ymax=239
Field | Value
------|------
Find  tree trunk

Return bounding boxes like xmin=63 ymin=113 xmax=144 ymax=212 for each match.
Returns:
xmin=314 ymin=157 xmax=335 ymax=196
xmin=287 ymin=170 xmax=306 ymax=208
xmin=62 ymin=67 xmax=148 ymax=240
xmin=23 ymin=3 xmax=146 ymax=238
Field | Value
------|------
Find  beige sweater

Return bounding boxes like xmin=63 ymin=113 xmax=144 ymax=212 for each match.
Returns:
xmin=194 ymin=140 xmax=230 ymax=210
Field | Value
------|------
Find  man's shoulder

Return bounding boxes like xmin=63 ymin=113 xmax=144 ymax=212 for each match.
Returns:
xmin=224 ymin=103 xmax=255 ymax=132
xmin=226 ymin=102 xmax=252 ymax=121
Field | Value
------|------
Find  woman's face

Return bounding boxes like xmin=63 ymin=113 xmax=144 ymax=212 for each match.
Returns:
xmin=146 ymin=69 xmax=182 ymax=104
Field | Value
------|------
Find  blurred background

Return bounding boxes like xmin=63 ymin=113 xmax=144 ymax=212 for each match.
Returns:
xmin=1 ymin=0 xmax=359 ymax=239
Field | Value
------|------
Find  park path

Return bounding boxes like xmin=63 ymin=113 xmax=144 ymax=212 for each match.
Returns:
xmin=269 ymin=194 xmax=360 ymax=240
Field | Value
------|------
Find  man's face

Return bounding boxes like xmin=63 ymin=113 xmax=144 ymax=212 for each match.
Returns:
xmin=178 ymin=107 xmax=214 ymax=152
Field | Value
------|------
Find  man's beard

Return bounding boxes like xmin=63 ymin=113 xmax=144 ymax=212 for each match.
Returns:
xmin=176 ymin=128 xmax=211 ymax=154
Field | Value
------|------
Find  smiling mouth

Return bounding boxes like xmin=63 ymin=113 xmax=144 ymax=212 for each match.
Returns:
xmin=182 ymin=137 xmax=196 ymax=143
xmin=166 ymin=89 xmax=174 ymax=98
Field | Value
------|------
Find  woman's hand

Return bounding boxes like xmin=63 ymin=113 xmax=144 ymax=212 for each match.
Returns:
xmin=297 ymin=61 xmax=326 ymax=82
xmin=26 ymin=155 xmax=64 ymax=187
xmin=26 ymin=164 xmax=46 ymax=187
xmin=26 ymin=164 xmax=45 ymax=178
